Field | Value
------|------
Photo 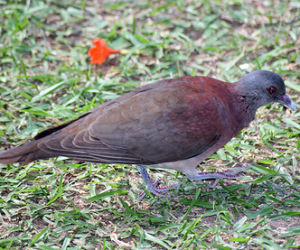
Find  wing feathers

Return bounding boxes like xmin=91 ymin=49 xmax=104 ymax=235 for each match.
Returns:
xmin=37 ymin=130 xmax=148 ymax=164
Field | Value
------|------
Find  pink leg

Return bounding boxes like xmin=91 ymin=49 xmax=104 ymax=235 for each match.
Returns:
xmin=137 ymin=166 xmax=179 ymax=199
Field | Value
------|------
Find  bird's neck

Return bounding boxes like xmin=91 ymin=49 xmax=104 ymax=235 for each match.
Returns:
xmin=231 ymin=83 xmax=260 ymax=127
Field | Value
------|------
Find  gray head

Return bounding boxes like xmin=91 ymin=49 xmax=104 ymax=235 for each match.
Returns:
xmin=236 ymin=70 xmax=296 ymax=111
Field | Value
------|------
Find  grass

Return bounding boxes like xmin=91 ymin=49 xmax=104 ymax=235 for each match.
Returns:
xmin=0 ymin=0 xmax=299 ymax=249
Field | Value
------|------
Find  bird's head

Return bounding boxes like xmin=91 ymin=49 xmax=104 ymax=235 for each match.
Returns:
xmin=237 ymin=70 xmax=296 ymax=111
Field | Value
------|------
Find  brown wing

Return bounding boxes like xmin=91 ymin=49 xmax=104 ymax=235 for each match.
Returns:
xmin=34 ymin=77 xmax=225 ymax=165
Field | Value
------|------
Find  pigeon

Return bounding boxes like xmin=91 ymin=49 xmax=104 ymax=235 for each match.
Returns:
xmin=0 ymin=70 xmax=296 ymax=197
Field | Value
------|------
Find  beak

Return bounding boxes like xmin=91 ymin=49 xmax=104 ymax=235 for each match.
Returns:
xmin=278 ymin=94 xmax=297 ymax=111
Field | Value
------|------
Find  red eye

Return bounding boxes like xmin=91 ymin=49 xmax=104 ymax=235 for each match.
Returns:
xmin=267 ymin=86 xmax=277 ymax=95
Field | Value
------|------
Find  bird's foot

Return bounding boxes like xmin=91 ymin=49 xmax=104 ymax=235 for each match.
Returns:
xmin=188 ymin=164 xmax=252 ymax=188
xmin=137 ymin=166 xmax=178 ymax=199
xmin=138 ymin=180 xmax=179 ymax=199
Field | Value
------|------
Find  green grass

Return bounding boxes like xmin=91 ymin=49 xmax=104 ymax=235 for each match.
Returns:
xmin=0 ymin=0 xmax=299 ymax=249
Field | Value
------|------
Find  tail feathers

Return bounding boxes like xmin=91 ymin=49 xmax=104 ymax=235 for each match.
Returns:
xmin=0 ymin=141 xmax=52 ymax=165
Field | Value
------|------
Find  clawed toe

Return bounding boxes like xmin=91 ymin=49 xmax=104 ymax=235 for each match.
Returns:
xmin=189 ymin=164 xmax=253 ymax=185
xmin=138 ymin=180 xmax=179 ymax=199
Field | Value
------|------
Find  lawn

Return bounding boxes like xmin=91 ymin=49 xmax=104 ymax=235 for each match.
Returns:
xmin=0 ymin=0 xmax=299 ymax=249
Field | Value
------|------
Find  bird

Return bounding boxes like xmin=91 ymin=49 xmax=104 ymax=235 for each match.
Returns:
xmin=0 ymin=70 xmax=296 ymax=197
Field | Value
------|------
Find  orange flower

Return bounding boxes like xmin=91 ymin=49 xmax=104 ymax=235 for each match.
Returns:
xmin=88 ymin=38 xmax=120 ymax=65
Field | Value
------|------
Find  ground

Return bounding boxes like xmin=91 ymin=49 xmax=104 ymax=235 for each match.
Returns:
xmin=0 ymin=0 xmax=299 ymax=249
